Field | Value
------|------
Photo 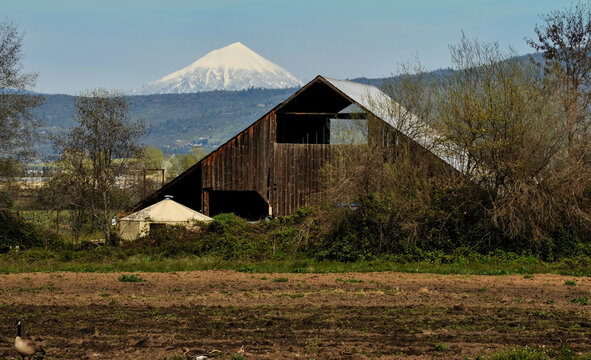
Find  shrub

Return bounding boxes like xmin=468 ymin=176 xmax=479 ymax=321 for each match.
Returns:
xmin=485 ymin=346 xmax=550 ymax=360
xmin=118 ymin=274 xmax=145 ymax=282
xmin=0 ymin=210 xmax=62 ymax=252
xmin=434 ymin=343 xmax=449 ymax=351
xmin=571 ymin=297 xmax=590 ymax=305
xmin=207 ymin=213 xmax=247 ymax=234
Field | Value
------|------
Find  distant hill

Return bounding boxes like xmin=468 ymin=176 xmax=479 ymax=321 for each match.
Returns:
xmin=35 ymin=87 xmax=298 ymax=157
xmin=33 ymin=53 xmax=544 ymax=160
xmin=350 ymin=68 xmax=454 ymax=88
xmin=350 ymin=53 xmax=543 ymax=87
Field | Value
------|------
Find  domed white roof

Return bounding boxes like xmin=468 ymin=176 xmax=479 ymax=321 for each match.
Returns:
xmin=121 ymin=198 xmax=212 ymax=222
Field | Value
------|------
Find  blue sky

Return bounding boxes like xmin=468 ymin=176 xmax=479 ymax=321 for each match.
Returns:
xmin=5 ymin=0 xmax=569 ymax=94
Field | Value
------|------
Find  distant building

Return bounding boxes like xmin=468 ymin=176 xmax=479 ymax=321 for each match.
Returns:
xmin=135 ymin=76 xmax=465 ymax=219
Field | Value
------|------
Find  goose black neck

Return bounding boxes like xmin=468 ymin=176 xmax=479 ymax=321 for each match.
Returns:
xmin=17 ymin=323 xmax=21 ymax=337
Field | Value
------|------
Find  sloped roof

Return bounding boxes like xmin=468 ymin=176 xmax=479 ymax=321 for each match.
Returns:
xmin=322 ymin=77 xmax=468 ymax=174
xmin=122 ymin=198 xmax=212 ymax=222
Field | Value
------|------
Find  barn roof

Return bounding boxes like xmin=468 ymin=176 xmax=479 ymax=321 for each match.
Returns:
xmin=319 ymin=77 xmax=468 ymax=173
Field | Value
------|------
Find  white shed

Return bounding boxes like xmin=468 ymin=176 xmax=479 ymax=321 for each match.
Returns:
xmin=119 ymin=197 xmax=213 ymax=240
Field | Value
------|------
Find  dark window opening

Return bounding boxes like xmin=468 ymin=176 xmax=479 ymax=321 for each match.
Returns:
xmin=276 ymin=114 xmax=330 ymax=144
xmin=208 ymin=190 xmax=269 ymax=220
xmin=276 ymin=80 xmax=371 ymax=145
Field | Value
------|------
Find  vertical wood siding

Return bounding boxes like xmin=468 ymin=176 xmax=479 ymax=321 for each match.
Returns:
xmin=201 ymin=113 xmax=274 ymax=212
xmin=271 ymin=143 xmax=331 ymax=216
xmin=198 ymin=110 xmax=331 ymax=217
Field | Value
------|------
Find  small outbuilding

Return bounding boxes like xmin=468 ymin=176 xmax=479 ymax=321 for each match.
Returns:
xmin=118 ymin=196 xmax=212 ymax=240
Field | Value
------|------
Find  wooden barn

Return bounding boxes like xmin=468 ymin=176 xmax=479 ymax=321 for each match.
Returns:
xmin=135 ymin=75 xmax=465 ymax=219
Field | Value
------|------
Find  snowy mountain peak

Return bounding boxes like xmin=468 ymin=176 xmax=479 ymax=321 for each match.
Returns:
xmin=132 ymin=42 xmax=303 ymax=95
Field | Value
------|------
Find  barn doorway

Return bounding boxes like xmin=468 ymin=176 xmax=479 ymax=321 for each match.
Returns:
xmin=207 ymin=190 xmax=269 ymax=220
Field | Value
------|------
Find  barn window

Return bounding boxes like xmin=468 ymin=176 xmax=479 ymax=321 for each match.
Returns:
xmin=207 ymin=190 xmax=269 ymax=220
xmin=276 ymin=98 xmax=368 ymax=145
xmin=276 ymin=114 xmax=330 ymax=144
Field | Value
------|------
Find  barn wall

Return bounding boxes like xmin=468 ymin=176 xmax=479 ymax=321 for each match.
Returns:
xmin=201 ymin=113 xmax=275 ymax=215
xmin=271 ymin=143 xmax=331 ymax=216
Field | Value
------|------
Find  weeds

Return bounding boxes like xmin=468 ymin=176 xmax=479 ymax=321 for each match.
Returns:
xmin=478 ymin=345 xmax=591 ymax=359
xmin=482 ymin=346 xmax=550 ymax=359
xmin=273 ymin=277 xmax=289 ymax=283
xmin=571 ymin=297 xmax=590 ymax=305
xmin=434 ymin=343 xmax=449 ymax=351
xmin=118 ymin=274 xmax=145 ymax=282
xmin=336 ymin=278 xmax=364 ymax=283
xmin=3 ymin=255 xmax=591 ymax=275
xmin=564 ymin=280 xmax=577 ymax=286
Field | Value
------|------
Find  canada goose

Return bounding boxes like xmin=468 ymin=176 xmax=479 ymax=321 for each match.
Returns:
xmin=14 ymin=320 xmax=45 ymax=360
xmin=182 ymin=347 xmax=209 ymax=360
xmin=182 ymin=348 xmax=221 ymax=360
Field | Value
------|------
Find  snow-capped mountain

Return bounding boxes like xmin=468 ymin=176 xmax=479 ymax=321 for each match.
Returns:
xmin=132 ymin=42 xmax=303 ymax=94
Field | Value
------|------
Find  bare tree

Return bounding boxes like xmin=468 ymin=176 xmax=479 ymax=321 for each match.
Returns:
xmin=0 ymin=22 xmax=43 ymax=207
xmin=54 ymin=89 xmax=146 ymax=245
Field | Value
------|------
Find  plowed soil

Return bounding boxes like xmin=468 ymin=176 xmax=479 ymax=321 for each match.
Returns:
xmin=0 ymin=271 xmax=590 ymax=359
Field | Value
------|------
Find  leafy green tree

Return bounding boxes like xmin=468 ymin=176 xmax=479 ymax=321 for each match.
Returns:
xmin=139 ymin=145 xmax=166 ymax=198
xmin=143 ymin=145 xmax=164 ymax=169
xmin=166 ymin=146 xmax=207 ymax=180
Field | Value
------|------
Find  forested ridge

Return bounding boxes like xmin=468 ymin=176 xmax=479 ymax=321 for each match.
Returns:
xmin=35 ymin=87 xmax=298 ymax=155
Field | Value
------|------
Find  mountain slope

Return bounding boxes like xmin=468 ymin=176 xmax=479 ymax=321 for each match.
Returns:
xmin=132 ymin=42 xmax=303 ymax=94
xmin=35 ymin=88 xmax=299 ymax=157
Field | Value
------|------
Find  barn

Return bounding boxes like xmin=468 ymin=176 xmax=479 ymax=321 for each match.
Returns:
xmin=135 ymin=75 xmax=465 ymax=219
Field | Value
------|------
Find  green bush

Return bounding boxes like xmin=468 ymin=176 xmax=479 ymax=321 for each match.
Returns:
xmin=118 ymin=274 xmax=145 ymax=282
xmin=207 ymin=213 xmax=247 ymax=234
xmin=5 ymin=194 xmax=591 ymax=269
xmin=0 ymin=211 xmax=62 ymax=252
xmin=485 ymin=346 xmax=550 ymax=360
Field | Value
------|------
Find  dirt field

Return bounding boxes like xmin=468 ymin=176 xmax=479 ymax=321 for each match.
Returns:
xmin=0 ymin=271 xmax=590 ymax=359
